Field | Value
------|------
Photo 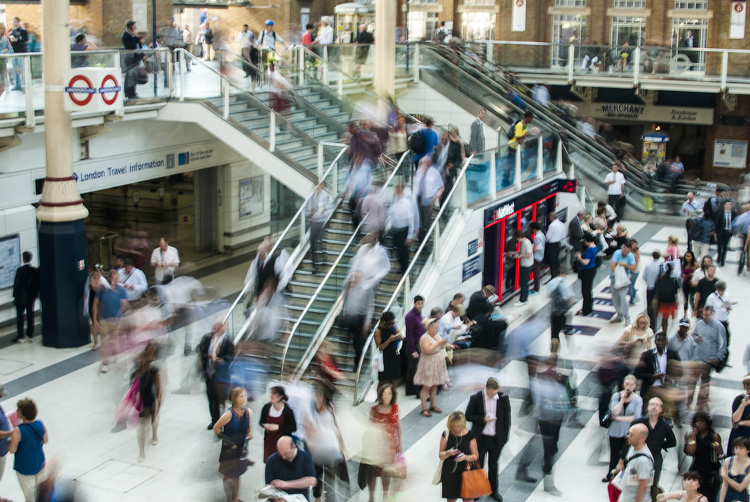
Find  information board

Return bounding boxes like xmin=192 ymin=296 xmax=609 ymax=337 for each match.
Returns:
xmin=462 ymin=256 xmax=482 ymax=282
xmin=0 ymin=235 xmax=21 ymax=289
xmin=714 ymin=139 xmax=748 ymax=168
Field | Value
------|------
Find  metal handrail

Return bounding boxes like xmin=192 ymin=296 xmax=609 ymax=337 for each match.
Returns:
xmin=222 ymin=144 xmax=349 ymax=333
xmin=352 ymin=152 xmax=475 ymax=405
xmin=279 ymin=149 xmax=412 ymax=379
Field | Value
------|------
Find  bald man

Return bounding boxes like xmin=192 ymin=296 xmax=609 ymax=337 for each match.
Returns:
xmin=198 ymin=320 xmax=235 ymax=429
xmin=265 ymin=436 xmax=316 ymax=501
xmin=616 ymin=423 xmax=654 ymax=502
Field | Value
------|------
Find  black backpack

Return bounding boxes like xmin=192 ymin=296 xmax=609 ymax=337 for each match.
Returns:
xmin=506 ymin=119 xmax=521 ymax=140
xmin=657 ymin=274 xmax=677 ymax=303
xmin=409 ymin=129 xmax=427 ymax=155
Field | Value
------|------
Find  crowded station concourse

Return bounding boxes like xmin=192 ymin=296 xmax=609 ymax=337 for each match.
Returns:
xmin=3 ymin=3 xmax=750 ymax=502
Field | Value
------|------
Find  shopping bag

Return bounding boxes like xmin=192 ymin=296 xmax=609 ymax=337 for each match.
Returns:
xmin=114 ymin=377 xmax=142 ymax=426
xmin=460 ymin=462 xmax=492 ymax=499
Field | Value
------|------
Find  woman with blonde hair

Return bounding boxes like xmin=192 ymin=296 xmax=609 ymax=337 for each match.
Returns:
xmin=414 ymin=317 xmax=449 ymax=417
xmin=438 ymin=411 xmax=479 ymax=502
xmin=665 ymin=235 xmax=681 ymax=263
xmin=214 ymin=387 xmax=253 ymax=502
xmin=617 ymin=312 xmax=654 ymax=370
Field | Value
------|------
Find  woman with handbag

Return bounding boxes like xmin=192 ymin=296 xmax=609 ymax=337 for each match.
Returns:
xmin=8 ymin=398 xmax=47 ymax=502
xmin=213 ymin=387 xmax=253 ymax=502
xmin=438 ymin=411 xmax=481 ymax=502
xmin=604 ymin=375 xmax=642 ymax=482
xmin=133 ymin=343 xmax=162 ymax=462
xmin=305 ymin=386 xmax=347 ymax=502
xmin=685 ymin=411 xmax=723 ymax=502
xmin=374 ymin=311 xmax=403 ymax=392
xmin=260 ymin=386 xmax=297 ymax=462
xmin=367 ymin=383 xmax=404 ymax=501
xmin=617 ymin=313 xmax=654 ymax=371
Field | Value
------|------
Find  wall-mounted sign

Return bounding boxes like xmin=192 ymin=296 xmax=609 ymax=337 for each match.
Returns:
xmin=468 ymin=239 xmax=478 ymax=257
xmin=512 ymin=0 xmax=526 ymax=32
xmin=713 ymin=139 xmax=748 ymax=168
xmin=0 ymin=234 xmax=20 ymax=289
xmin=575 ymin=102 xmax=714 ymax=125
xmin=462 ymin=255 xmax=482 ymax=282
xmin=240 ymin=176 xmax=264 ymax=218
xmin=63 ymin=68 xmax=123 ymax=112
xmin=731 ymin=1 xmax=747 ymax=40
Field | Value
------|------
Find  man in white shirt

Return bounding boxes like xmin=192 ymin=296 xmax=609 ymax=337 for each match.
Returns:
xmin=119 ymin=259 xmax=148 ymax=301
xmin=545 ymin=212 xmax=567 ymax=279
xmin=387 ymin=181 xmax=419 ymax=274
xmin=531 ymin=222 xmax=545 ymax=294
xmin=150 ymin=237 xmax=180 ymax=285
xmin=244 ymin=236 xmax=291 ymax=298
xmin=512 ymin=230 xmax=534 ymax=307
xmin=306 ymin=183 xmax=333 ymax=273
xmin=681 ymin=192 xmax=703 ymax=251
xmin=614 ymin=424 xmax=654 ymax=502
xmin=258 ymin=19 xmax=284 ymax=64
xmin=316 ymin=17 xmax=334 ymax=45
xmin=237 ymin=24 xmax=256 ymax=77
xmin=605 ymin=163 xmax=626 ymax=222
xmin=705 ymin=281 xmax=732 ymax=345
xmin=414 ymin=156 xmax=445 ymax=240
xmin=348 ymin=232 xmax=391 ymax=291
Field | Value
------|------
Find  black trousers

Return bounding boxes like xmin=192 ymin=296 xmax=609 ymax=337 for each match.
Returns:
xmin=206 ymin=377 xmax=224 ymax=425
xmin=474 ymin=317 xmax=508 ymax=350
xmin=550 ymin=312 xmax=566 ymax=341
xmin=608 ymin=195 xmax=625 ymax=222
xmin=478 ymin=434 xmax=503 ymax=494
xmin=341 ymin=314 xmax=367 ymax=366
xmin=717 ymin=231 xmax=732 ymax=265
xmin=547 ymin=242 xmax=561 ymax=278
xmin=646 ymin=288 xmax=657 ymax=331
xmin=608 ymin=436 xmax=627 ymax=472
xmin=391 ymin=226 xmax=410 ymax=274
xmin=539 ymin=420 xmax=561 ymax=475
xmin=579 ymin=267 xmax=596 ymax=315
xmin=405 ymin=353 xmax=421 ymax=396
xmin=310 ymin=220 xmax=325 ymax=267
xmin=15 ymin=302 xmax=34 ymax=339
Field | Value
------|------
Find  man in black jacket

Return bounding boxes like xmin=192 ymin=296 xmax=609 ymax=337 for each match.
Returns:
xmin=198 ymin=320 xmax=235 ymax=429
xmin=634 ymin=332 xmax=681 ymax=406
xmin=568 ymin=211 xmax=585 ymax=254
xmin=121 ymin=20 xmax=141 ymax=99
xmin=714 ymin=200 xmax=737 ymax=267
xmin=12 ymin=251 xmax=40 ymax=343
xmin=466 ymin=285 xmax=508 ymax=350
xmin=465 ymin=377 xmax=510 ymax=501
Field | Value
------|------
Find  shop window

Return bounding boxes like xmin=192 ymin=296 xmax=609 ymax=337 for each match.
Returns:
xmin=611 ymin=16 xmax=645 ymax=48
xmin=673 ymin=0 xmax=707 ymax=9
xmin=407 ymin=11 xmax=439 ymax=41
xmin=462 ymin=11 xmax=495 ymax=41
xmin=671 ymin=17 xmax=707 ymax=71
xmin=613 ymin=0 xmax=645 ymax=8
xmin=552 ymin=14 xmax=586 ymax=66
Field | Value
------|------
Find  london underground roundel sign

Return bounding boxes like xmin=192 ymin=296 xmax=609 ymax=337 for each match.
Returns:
xmin=99 ymin=74 xmax=121 ymax=106
xmin=65 ymin=74 xmax=96 ymax=106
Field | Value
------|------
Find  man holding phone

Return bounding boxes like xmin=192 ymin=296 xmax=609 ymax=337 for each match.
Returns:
xmin=465 ymin=377 xmax=510 ymax=501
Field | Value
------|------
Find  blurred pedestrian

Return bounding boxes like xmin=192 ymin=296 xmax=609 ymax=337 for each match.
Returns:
xmin=119 ymin=258 xmax=148 ymax=301
xmin=134 ymin=344 xmax=162 ymax=462
xmin=404 ymin=295 xmax=425 ymax=397
xmin=414 ymin=156 xmax=444 ymax=240
xmin=12 ymin=251 xmax=39 ymax=343
xmin=531 ymin=356 xmax=568 ymax=496
xmin=388 ymin=180 xmax=419 ymax=275
xmin=93 ymin=269 xmax=129 ymax=373
xmin=150 ymin=237 xmax=180 ymax=285
xmin=367 ymin=383 xmax=403 ymax=501
xmin=260 ymin=386 xmax=297 ymax=463
xmin=374 ymin=311 xmax=403 ymax=390
xmin=346 ymin=152 xmax=374 ymax=228
xmin=610 ymin=241 xmax=637 ymax=325
xmin=199 ymin=320 xmax=235 ymax=429
xmin=617 ymin=313 xmax=654 ymax=372
xmin=438 ymin=411 xmax=479 ymax=502
xmin=214 ymin=387 xmax=253 ymax=502
xmin=414 ymin=318 xmax=448 ymax=417
xmin=8 ymin=398 xmax=47 ymax=502
xmin=83 ymin=266 xmax=108 ymax=351
xmin=349 ymin=232 xmax=391 ymax=291
xmin=305 ymin=386 xmax=346 ymax=502
xmin=307 ymin=183 xmax=333 ymax=274
xmin=358 ymin=182 xmax=386 ymax=241
xmin=604 ymin=375 xmax=643 ymax=482
xmin=244 ymin=236 xmax=290 ymax=300
xmin=684 ymin=411 xmax=723 ymax=502
xmin=339 ymin=270 xmax=374 ymax=366
xmin=0 ymin=384 xmax=11 ymax=482
xmin=691 ymin=306 xmax=727 ymax=411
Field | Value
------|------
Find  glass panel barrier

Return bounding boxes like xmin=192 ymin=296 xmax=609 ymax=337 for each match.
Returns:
xmin=0 ymin=54 xmax=33 ymax=115
xmin=466 ymin=150 xmax=492 ymax=204
xmin=543 ymin=132 xmax=557 ymax=174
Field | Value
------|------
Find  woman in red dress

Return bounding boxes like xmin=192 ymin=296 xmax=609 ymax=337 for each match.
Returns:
xmin=259 ymin=386 xmax=297 ymax=462
xmin=367 ymin=383 xmax=403 ymax=502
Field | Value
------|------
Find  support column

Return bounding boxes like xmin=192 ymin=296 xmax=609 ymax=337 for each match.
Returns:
xmin=37 ymin=0 xmax=90 ymax=348
xmin=374 ymin=0 xmax=396 ymax=99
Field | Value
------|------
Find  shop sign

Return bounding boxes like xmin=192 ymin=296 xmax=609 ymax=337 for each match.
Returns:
xmin=575 ymin=102 xmax=714 ymax=125
xmin=63 ymin=68 xmax=123 ymax=112
xmin=713 ymin=139 xmax=748 ymax=168
xmin=468 ymin=239 xmax=478 ymax=257
xmin=731 ymin=1 xmax=747 ymax=40
xmin=462 ymin=255 xmax=482 ymax=282
xmin=512 ymin=0 xmax=526 ymax=32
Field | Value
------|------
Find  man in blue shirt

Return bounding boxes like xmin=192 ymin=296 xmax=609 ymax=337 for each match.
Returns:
xmin=0 ymin=384 xmax=12 ymax=482
xmin=412 ymin=118 xmax=439 ymax=167
xmin=92 ymin=269 xmax=129 ymax=373
xmin=265 ymin=436 xmax=317 ymax=501
xmin=610 ymin=240 xmax=637 ymax=325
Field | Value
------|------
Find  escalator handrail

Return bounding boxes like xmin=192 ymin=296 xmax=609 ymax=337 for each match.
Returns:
xmin=352 ymin=152 xmax=475 ymax=405
xmin=279 ymin=149 xmax=413 ymax=379
xmin=222 ymin=144 xmax=350 ymax=333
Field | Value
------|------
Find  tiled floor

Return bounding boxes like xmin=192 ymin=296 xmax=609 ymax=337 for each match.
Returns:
xmin=0 ymin=219 xmax=745 ymax=502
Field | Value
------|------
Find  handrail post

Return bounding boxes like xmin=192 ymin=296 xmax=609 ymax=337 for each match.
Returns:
xmin=333 ymin=157 xmax=340 ymax=193
xmin=556 ymin=140 xmax=563 ymax=173
xmin=460 ymin=171 xmax=468 ymax=212
xmin=222 ymin=79 xmax=230 ymax=120
xmin=514 ymin=147 xmax=522 ymax=189
xmin=269 ymin=111 xmax=276 ymax=152
xmin=178 ymin=50 xmax=185 ymax=102
xmin=413 ymin=43 xmax=420 ymax=83
xmin=298 ymin=45 xmax=305 ymax=86
xmin=434 ymin=219 xmax=441 ymax=259
xmin=404 ymin=276 xmax=411 ymax=318
xmin=317 ymin=143 xmax=324 ymax=181
xmin=24 ymin=55 xmax=34 ymax=128
xmin=567 ymin=43 xmax=575 ymax=83
xmin=579 ymin=185 xmax=586 ymax=208
xmin=489 ymin=151 xmax=497 ymax=200
xmin=113 ymin=53 xmax=125 ymax=117
xmin=568 ymin=161 xmax=575 ymax=180
xmin=337 ymin=72 xmax=343 ymax=96
xmin=720 ymin=51 xmax=728 ymax=91
xmin=299 ymin=212 xmax=307 ymax=246
xmin=167 ymin=49 xmax=173 ymax=95
xmin=537 ymin=137 xmax=544 ymax=179
xmin=486 ymin=42 xmax=494 ymax=65
xmin=633 ymin=47 xmax=641 ymax=87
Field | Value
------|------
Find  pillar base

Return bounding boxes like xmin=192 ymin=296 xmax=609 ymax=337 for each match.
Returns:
xmin=39 ymin=219 xmax=90 ymax=348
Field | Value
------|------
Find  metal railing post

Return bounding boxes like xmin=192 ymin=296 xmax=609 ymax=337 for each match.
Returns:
xmin=568 ymin=161 xmax=575 ymax=180
xmin=167 ymin=49 xmax=173 ymax=95
xmin=489 ymin=151 xmax=497 ymax=200
xmin=113 ymin=53 xmax=125 ymax=117
xmin=460 ymin=172 xmax=468 ymax=212
xmin=556 ymin=140 xmax=563 ymax=173
xmin=178 ymin=50 xmax=185 ymax=102
xmin=24 ymin=55 xmax=35 ymax=128
xmin=433 ymin=219 xmax=441 ymax=259
xmin=537 ymin=137 xmax=544 ymax=179
xmin=269 ymin=112 xmax=276 ymax=152
xmin=486 ymin=42 xmax=494 ymax=65
xmin=514 ymin=147 xmax=522 ymax=189
xmin=298 ymin=45 xmax=305 ymax=86
xmin=414 ymin=43 xmax=420 ymax=83
xmin=317 ymin=143 xmax=325 ymax=181
xmin=404 ymin=276 xmax=411 ymax=318
xmin=299 ymin=213 xmax=307 ymax=245
xmin=337 ymin=72 xmax=343 ymax=96
xmin=222 ymin=79 xmax=230 ymax=120
xmin=579 ymin=185 xmax=586 ymax=208
xmin=633 ymin=47 xmax=641 ymax=86
xmin=721 ymin=51 xmax=729 ymax=91
xmin=567 ymin=44 xmax=575 ymax=83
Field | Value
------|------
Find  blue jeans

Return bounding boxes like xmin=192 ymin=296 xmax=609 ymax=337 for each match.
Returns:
xmin=628 ymin=271 xmax=639 ymax=304
xmin=12 ymin=57 xmax=23 ymax=89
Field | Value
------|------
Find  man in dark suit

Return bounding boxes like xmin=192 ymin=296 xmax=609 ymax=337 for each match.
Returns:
xmin=198 ymin=320 xmax=235 ymax=429
xmin=714 ymin=200 xmax=737 ymax=266
xmin=633 ymin=332 xmax=681 ymax=407
xmin=568 ymin=211 xmax=585 ymax=254
xmin=12 ymin=251 xmax=40 ymax=343
xmin=121 ymin=20 xmax=141 ymax=99
xmin=465 ymin=377 xmax=511 ymax=502
xmin=466 ymin=285 xmax=508 ymax=350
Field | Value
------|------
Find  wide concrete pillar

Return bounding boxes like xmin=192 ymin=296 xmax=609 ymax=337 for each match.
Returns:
xmin=37 ymin=0 xmax=91 ymax=348
xmin=374 ymin=0 xmax=396 ymax=99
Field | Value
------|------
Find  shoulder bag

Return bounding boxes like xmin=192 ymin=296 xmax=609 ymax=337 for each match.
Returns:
xmin=614 ymin=264 xmax=630 ymax=289
xmin=460 ymin=461 xmax=492 ymax=499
